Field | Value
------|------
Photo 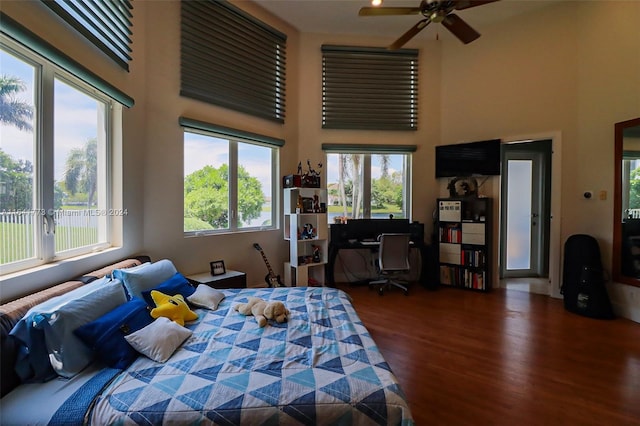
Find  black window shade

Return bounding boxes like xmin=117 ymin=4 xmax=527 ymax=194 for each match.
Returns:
xmin=181 ymin=0 xmax=287 ymax=123
xmin=41 ymin=0 xmax=133 ymax=71
xmin=322 ymin=45 xmax=418 ymax=131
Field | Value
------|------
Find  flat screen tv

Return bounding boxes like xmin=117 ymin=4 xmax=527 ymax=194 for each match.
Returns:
xmin=435 ymin=139 xmax=501 ymax=178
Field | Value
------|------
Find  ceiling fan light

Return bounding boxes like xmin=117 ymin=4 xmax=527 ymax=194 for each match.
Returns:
xmin=371 ymin=0 xmax=383 ymax=6
xmin=430 ymin=11 xmax=445 ymax=23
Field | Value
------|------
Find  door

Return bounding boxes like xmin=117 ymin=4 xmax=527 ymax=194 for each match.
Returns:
xmin=500 ymin=140 xmax=552 ymax=278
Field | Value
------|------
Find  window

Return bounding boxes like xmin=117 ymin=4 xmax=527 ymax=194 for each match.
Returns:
xmin=41 ymin=0 xmax=133 ymax=70
xmin=323 ymin=144 xmax=415 ymax=222
xmin=181 ymin=0 xmax=286 ymax=122
xmin=1 ymin=35 xmax=125 ymax=274
xmin=622 ymin=151 xmax=640 ymax=218
xmin=322 ymin=45 xmax=419 ymax=130
xmin=181 ymin=118 xmax=282 ymax=235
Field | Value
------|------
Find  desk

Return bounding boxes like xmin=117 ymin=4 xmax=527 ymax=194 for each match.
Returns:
xmin=187 ymin=270 xmax=247 ymax=289
xmin=326 ymin=240 xmax=432 ymax=286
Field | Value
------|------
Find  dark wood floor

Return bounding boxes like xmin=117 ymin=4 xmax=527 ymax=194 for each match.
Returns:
xmin=335 ymin=283 xmax=640 ymax=425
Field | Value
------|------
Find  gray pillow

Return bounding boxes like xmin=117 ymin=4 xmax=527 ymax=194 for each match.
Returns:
xmin=113 ymin=259 xmax=177 ymax=300
xmin=12 ymin=276 xmax=127 ymax=379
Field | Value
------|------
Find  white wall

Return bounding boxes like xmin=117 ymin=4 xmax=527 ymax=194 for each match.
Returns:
xmin=439 ymin=1 xmax=640 ymax=319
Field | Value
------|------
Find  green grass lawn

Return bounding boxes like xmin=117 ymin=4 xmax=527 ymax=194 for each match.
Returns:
xmin=327 ymin=204 xmax=404 ymax=217
xmin=1 ymin=222 xmax=98 ymax=264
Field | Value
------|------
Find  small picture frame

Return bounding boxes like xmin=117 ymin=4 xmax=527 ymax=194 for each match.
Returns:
xmin=210 ymin=260 xmax=226 ymax=276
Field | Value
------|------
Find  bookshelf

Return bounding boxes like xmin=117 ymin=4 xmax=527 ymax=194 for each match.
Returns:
xmin=283 ymin=188 xmax=328 ymax=286
xmin=437 ymin=197 xmax=491 ymax=291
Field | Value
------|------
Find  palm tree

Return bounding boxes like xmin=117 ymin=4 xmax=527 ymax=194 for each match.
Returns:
xmin=65 ymin=138 xmax=97 ymax=207
xmin=0 ymin=75 xmax=33 ymax=132
xmin=379 ymin=154 xmax=390 ymax=178
xmin=337 ymin=154 xmax=393 ymax=219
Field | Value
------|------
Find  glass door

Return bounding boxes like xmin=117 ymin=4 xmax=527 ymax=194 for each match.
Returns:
xmin=500 ymin=141 xmax=551 ymax=278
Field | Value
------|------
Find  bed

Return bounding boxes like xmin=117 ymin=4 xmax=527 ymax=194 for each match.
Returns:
xmin=0 ymin=259 xmax=414 ymax=425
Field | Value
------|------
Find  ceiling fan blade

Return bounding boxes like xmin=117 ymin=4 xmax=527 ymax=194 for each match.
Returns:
xmin=359 ymin=7 xmax=421 ymax=17
xmin=454 ymin=0 xmax=499 ymax=11
xmin=388 ymin=19 xmax=430 ymax=50
xmin=442 ymin=13 xmax=480 ymax=44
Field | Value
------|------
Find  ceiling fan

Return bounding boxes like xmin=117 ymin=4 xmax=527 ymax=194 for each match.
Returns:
xmin=359 ymin=0 xmax=499 ymax=50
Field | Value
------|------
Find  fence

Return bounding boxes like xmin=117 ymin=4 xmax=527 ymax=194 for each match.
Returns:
xmin=1 ymin=210 xmax=99 ymax=264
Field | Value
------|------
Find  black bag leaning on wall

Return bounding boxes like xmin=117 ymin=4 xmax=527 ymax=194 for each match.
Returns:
xmin=561 ymin=234 xmax=615 ymax=319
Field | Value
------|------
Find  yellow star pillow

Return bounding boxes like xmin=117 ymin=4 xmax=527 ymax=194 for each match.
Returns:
xmin=149 ymin=290 xmax=198 ymax=326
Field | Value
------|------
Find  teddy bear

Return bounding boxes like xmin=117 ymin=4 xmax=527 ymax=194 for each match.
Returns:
xmin=235 ymin=297 xmax=290 ymax=327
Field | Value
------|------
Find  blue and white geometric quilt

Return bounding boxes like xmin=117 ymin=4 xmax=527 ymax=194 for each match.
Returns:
xmin=90 ymin=287 xmax=414 ymax=425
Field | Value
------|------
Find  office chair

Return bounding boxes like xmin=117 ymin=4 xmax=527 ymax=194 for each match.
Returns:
xmin=369 ymin=233 xmax=411 ymax=296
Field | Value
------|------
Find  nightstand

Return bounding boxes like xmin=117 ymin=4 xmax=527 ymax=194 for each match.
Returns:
xmin=186 ymin=270 xmax=247 ymax=289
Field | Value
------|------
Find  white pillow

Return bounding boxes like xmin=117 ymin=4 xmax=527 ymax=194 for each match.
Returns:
xmin=125 ymin=317 xmax=192 ymax=363
xmin=187 ymin=285 xmax=225 ymax=310
xmin=113 ymin=259 xmax=177 ymax=300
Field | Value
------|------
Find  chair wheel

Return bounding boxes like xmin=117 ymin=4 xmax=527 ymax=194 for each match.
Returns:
xmin=378 ymin=287 xmax=384 ymax=296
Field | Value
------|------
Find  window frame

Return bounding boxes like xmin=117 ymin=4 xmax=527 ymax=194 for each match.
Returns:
xmin=181 ymin=118 xmax=282 ymax=236
xmin=322 ymin=144 xmax=416 ymax=222
xmin=1 ymin=35 xmax=121 ymax=275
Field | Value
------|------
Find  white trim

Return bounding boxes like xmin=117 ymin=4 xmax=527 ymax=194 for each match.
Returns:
xmin=500 ymin=131 xmax=563 ymax=298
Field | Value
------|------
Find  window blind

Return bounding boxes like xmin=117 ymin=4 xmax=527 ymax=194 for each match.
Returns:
xmin=1 ymin=12 xmax=134 ymax=107
xmin=41 ymin=0 xmax=133 ymax=71
xmin=181 ymin=0 xmax=287 ymax=123
xmin=322 ymin=45 xmax=418 ymax=131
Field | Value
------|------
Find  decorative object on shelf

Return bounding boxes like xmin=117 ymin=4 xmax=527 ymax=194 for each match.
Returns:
xmin=312 ymin=245 xmax=321 ymax=263
xmin=283 ymin=159 xmax=323 ymax=188
xmin=210 ymin=260 xmax=226 ymax=276
xmin=283 ymin=174 xmax=302 ymax=188
xmin=447 ymin=176 xmax=478 ymax=197
xmin=302 ymin=175 xmax=320 ymax=188
xmin=313 ymin=194 xmax=320 ymax=212
xmin=301 ymin=223 xmax=316 ymax=239
xmin=302 ymin=197 xmax=314 ymax=213
xmin=296 ymin=194 xmax=303 ymax=213
xmin=333 ymin=216 xmax=348 ymax=224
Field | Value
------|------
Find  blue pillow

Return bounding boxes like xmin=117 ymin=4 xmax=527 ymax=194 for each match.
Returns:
xmin=141 ymin=272 xmax=195 ymax=307
xmin=10 ymin=277 xmax=127 ymax=381
xmin=74 ymin=298 xmax=154 ymax=369
xmin=113 ymin=259 xmax=178 ymax=300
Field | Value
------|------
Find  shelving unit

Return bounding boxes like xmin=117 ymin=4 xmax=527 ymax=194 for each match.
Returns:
xmin=437 ymin=197 xmax=491 ymax=291
xmin=283 ymin=187 xmax=328 ymax=286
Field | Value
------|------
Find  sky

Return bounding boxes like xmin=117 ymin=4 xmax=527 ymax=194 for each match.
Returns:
xmin=1 ymin=48 xmax=100 ymax=182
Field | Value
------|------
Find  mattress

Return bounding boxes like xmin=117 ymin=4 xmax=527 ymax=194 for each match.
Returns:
xmin=2 ymin=287 xmax=413 ymax=425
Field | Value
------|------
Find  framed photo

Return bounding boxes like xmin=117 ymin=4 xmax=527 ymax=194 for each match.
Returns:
xmin=210 ymin=260 xmax=226 ymax=276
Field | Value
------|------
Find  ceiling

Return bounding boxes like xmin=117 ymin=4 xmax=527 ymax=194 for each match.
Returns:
xmin=257 ymin=0 xmax=560 ymax=44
